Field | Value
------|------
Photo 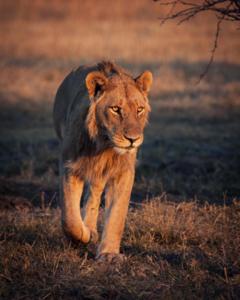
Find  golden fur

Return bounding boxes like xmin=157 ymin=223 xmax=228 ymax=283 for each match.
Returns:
xmin=53 ymin=61 xmax=152 ymax=260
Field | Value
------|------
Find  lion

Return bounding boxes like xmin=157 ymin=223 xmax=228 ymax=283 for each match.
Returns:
xmin=53 ymin=61 xmax=152 ymax=261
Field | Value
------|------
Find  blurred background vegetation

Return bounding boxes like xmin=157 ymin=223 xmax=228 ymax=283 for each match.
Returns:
xmin=0 ymin=0 xmax=239 ymax=206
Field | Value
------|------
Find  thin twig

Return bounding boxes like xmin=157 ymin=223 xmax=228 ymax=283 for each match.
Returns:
xmin=155 ymin=0 xmax=240 ymax=80
xmin=197 ymin=16 xmax=223 ymax=83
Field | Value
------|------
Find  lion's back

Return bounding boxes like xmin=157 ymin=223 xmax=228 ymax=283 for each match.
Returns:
xmin=53 ymin=65 xmax=96 ymax=140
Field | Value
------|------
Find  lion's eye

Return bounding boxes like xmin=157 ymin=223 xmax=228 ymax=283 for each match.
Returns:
xmin=110 ymin=106 xmax=121 ymax=114
xmin=137 ymin=107 xmax=145 ymax=114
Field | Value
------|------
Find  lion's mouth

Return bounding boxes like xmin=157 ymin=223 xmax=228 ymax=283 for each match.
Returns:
xmin=117 ymin=145 xmax=135 ymax=149
xmin=106 ymin=133 xmax=143 ymax=153
xmin=113 ymin=145 xmax=137 ymax=155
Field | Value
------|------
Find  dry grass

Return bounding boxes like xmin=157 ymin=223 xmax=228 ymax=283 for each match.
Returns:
xmin=1 ymin=199 xmax=240 ymax=299
xmin=0 ymin=1 xmax=240 ymax=299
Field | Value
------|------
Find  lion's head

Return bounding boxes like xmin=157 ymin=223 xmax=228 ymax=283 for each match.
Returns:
xmin=85 ymin=63 xmax=152 ymax=154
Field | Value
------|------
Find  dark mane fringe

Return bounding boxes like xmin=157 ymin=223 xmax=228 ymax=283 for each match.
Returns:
xmin=97 ymin=61 xmax=131 ymax=78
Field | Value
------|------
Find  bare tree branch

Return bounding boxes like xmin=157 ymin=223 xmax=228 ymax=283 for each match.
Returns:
xmin=154 ymin=0 xmax=240 ymax=81
xmin=155 ymin=0 xmax=240 ymax=22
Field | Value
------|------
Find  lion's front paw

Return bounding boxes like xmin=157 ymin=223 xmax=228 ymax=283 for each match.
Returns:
xmin=96 ymin=253 xmax=127 ymax=264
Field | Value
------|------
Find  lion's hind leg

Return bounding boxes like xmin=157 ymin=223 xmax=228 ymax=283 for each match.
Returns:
xmin=83 ymin=182 xmax=105 ymax=243
xmin=96 ymin=172 xmax=134 ymax=260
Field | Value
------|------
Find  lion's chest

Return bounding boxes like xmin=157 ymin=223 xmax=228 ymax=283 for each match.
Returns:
xmin=69 ymin=149 xmax=135 ymax=183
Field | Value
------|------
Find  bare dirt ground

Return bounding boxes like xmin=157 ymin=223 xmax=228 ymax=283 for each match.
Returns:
xmin=0 ymin=1 xmax=240 ymax=299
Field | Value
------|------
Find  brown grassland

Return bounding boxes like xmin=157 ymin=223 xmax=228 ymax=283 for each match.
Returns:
xmin=0 ymin=1 xmax=240 ymax=299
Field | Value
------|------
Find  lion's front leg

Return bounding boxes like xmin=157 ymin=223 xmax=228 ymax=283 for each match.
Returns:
xmin=82 ymin=181 xmax=105 ymax=243
xmin=60 ymin=164 xmax=90 ymax=244
xmin=96 ymin=171 xmax=134 ymax=259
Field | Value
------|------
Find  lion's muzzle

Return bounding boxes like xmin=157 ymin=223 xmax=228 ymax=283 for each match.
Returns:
xmin=111 ymin=132 xmax=143 ymax=155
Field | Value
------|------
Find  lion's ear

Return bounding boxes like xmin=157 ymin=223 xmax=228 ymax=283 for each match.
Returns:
xmin=86 ymin=71 xmax=108 ymax=99
xmin=135 ymin=71 xmax=153 ymax=95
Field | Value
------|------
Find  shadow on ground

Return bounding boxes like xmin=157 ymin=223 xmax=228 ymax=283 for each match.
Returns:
xmin=1 ymin=59 xmax=240 ymax=208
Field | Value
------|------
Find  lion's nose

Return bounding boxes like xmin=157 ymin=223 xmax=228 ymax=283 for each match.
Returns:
xmin=124 ymin=135 xmax=140 ymax=145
